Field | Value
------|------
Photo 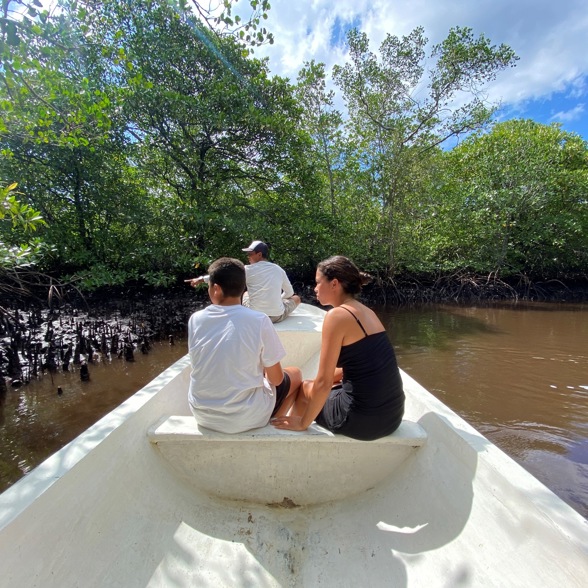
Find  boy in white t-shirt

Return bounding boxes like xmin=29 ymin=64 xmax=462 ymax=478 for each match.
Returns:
xmin=187 ymin=257 xmax=302 ymax=433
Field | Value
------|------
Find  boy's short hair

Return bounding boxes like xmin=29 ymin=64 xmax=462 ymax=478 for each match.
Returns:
xmin=208 ymin=257 xmax=246 ymax=297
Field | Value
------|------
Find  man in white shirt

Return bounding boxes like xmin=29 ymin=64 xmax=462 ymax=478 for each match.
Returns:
xmin=187 ymin=257 xmax=302 ymax=433
xmin=241 ymin=240 xmax=301 ymax=323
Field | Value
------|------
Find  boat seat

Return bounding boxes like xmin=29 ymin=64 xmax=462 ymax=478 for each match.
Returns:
xmin=148 ymin=416 xmax=427 ymax=505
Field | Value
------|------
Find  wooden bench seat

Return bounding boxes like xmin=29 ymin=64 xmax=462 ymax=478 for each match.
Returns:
xmin=148 ymin=416 xmax=427 ymax=505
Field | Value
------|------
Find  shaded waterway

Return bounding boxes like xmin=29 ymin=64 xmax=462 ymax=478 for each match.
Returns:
xmin=1 ymin=302 xmax=587 ymax=519
xmin=0 ymin=341 xmax=187 ymax=490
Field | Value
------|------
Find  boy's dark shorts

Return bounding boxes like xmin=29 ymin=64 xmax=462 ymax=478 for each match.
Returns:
xmin=271 ymin=372 xmax=291 ymax=417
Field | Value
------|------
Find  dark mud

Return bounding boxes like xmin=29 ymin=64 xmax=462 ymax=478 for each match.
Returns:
xmin=0 ymin=292 xmax=206 ymax=391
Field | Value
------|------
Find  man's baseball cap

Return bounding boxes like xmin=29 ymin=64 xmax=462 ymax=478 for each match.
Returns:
xmin=242 ymin=240 xmax=269 ymax=256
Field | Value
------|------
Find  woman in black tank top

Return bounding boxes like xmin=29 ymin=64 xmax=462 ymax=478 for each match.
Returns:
xmin=272 ymin=256 xmax=404 ymax=440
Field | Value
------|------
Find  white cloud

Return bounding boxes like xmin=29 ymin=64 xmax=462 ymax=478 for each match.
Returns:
xmin=254 ymin=0 xmax=588 ymax=114
xmin=551 ymin=103 xmax=585 ymax=123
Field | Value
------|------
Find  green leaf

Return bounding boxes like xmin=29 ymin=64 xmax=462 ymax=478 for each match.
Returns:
xmin=6 ymin=21 xmax=21 ymax=46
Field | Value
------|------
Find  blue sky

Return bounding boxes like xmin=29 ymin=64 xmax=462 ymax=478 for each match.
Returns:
xmin=252 ymin=0 xmax=588 ymax=141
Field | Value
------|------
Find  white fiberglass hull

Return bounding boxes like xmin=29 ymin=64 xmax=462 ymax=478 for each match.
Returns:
xmin=0 ymin=304 xmax=586 ymax=587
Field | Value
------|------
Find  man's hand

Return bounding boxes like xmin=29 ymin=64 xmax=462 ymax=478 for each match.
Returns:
xmin=184 ymin=277 xmax=206 ymax=288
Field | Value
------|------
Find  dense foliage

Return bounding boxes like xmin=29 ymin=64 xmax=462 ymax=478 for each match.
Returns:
xmin=1 ymin=181 xmax=45 ymax=266
xmin=1 ymin=0 xmax=587 ymax=295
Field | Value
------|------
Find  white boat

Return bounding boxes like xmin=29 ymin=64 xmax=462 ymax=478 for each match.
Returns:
xmin=0 ymin=303 xmax=587 ymax=587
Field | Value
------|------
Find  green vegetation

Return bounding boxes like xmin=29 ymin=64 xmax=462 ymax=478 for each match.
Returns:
xmin=1 ymin=0 xmax=586 ymax=296
xmin=1 ymin=182 xmax=46 ymax=267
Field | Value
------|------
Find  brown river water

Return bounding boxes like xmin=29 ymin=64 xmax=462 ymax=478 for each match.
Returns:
xmin=1 ymin=302 xmax=587 ymax=519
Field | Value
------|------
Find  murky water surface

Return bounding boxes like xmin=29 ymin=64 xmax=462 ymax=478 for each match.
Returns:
xmin=1 ymin=302 xmax=587 ymax=519
xmin=379 ymin=302 xmax=588 ymax=518
xmin=0 ymin=341 xmax=187 ymax=492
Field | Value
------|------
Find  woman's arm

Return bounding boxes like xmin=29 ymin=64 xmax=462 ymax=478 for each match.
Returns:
xmin=272 ymin=309 xmax=346 ymax=430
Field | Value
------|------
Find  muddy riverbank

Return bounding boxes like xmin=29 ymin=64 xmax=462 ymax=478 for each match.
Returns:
xmin=0 ymin=292 xmax=205 ymax=391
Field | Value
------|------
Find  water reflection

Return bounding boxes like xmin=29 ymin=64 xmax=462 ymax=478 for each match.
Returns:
xmin=0 ymin=340 xmax=186 ymax=490
xmin=378 ymin=302 xmax=588 ymax=518
xmin=379 ymin=305 xmax=501 ymax=352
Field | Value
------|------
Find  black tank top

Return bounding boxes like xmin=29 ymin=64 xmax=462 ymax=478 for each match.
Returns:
xmin=314 ymin=305 xmax=405 ymax=440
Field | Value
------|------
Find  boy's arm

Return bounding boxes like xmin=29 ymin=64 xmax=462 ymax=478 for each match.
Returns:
xmin=265 ymin=362 xmax=284 ymax=386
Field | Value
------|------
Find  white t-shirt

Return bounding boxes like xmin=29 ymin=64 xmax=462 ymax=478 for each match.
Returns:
xmin=187 ymin=304 xmax=286 ymax=433
xmin=245 ymin=261 xmax=295 ymax=317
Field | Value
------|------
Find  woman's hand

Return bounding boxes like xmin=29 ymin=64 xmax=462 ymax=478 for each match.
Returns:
xmin=270 ymin=415 xmax=307 ymax=431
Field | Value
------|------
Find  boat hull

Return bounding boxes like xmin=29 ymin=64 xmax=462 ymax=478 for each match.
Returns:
xmin=1 ymin=304 xmax=587 ymax=587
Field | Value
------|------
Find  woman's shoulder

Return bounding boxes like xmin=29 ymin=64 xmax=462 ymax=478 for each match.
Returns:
xmin=337 ymin=303 xmax=385 ymax=335
xmin=322 ymin=306 xmax=353 ymax=332
xmin=325 ymin=305 xmax=353 ymax=320
xmin=329 ymin=301 xmax=371 ymax=318
xmin=324 ymin=304 xmax=363 ymax=330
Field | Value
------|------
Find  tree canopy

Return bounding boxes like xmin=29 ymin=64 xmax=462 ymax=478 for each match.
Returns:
xmin=1 ymin=0 xmax=586 ymax=297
